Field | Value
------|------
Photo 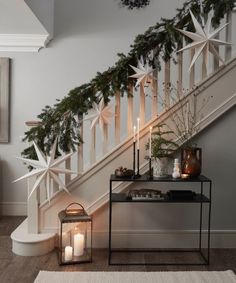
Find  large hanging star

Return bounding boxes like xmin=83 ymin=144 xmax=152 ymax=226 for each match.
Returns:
xmin=177 ymin=10 xmax=231 ymax=71
xmin=83 ymin=98 xmax=114 ymax=131
xmin=13 ymin=138 xmax=77 ymax=201
xmin=129 ymin=58 xmax=154 ymax=88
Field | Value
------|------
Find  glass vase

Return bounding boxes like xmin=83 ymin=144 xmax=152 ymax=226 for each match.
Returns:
xmin=181 ymin=147 xmax=202 ymax=177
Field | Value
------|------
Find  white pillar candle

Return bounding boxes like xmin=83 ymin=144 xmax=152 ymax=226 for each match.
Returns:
xmin=65 ymin=246 xmax=73 ymax=261
xmin=137 ymin=117 xmax=140 ymax=149
xmin=74 ymin=233 xmax=84 ymax=256
xmin=149 ymin=126 xmax=152 ymax=158
xmin=133 ymin=126 xmax=136 ymax=142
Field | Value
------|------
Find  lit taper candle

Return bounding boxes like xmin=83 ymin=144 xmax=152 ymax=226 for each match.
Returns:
xmin=133 ymin=125 xmax=136 ymax=142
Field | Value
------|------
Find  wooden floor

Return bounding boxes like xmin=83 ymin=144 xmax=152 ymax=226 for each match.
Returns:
xmin=1 ymin=216 xmax=236 ymax=283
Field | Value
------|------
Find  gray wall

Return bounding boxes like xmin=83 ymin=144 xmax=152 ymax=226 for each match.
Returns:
xmin=196 ymin=106 xmax=236 ymax=230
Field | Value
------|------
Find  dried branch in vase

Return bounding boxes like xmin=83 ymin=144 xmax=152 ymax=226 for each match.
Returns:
xmin=158 ymin=82 xmax=212 ymax=148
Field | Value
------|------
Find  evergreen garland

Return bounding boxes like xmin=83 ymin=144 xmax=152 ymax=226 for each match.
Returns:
xmin=22 ymin=0 xmax=235 ymax=160
xmin=120 ymin=0 xmax=150 ymax=9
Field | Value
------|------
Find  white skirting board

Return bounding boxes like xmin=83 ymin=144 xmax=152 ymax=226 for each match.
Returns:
xmin=39 ymin=228 xmax=236 ymax=249
xmin=10 ymin=221 xmax=236 ymax=256
xmin=0 ymin=202 xmax=27 ymax=216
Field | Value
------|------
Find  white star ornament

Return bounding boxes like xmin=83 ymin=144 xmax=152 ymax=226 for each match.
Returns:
xmin=129 ymin=59 xmax=155 ymax=88
xmin=13 ymin=138 xmax=77 ymax=201
xmin=177 ymin=10 xmax=231 ymax=71
xmin=83 ymin=98 xmax=114 ymax=131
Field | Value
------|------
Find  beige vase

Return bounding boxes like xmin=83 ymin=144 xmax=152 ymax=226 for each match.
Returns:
xmin=153 ymin=157 xmax=169 ymax=178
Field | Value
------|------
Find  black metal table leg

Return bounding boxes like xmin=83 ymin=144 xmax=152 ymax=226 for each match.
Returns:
xmin=207 ymin=180 xmax=212 ymax=264
xmin=108 ymin=179 xmax=112 ymax=264
xmin=199 ymin=181 xmax=203 ymax=252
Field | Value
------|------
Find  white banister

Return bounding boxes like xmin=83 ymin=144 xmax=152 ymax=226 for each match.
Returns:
xmin=24 ymin=7 xmax=236 ymax=211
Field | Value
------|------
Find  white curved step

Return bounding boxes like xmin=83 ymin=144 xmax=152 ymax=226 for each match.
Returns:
xmin=11 ymin=218 xmax=56 ymax=256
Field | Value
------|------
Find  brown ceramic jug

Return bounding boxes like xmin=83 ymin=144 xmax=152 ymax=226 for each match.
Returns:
xmin=181 ymin=147 xmax=202 ymax=177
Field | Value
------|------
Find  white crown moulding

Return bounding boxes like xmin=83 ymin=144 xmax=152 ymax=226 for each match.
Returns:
xmin=0 ymin=0 xmax=51 ymax=52
xmin=0 ymin=34 xmax=49 ymax=52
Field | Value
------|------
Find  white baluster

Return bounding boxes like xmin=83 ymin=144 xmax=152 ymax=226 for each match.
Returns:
xmin=177 ymin=51 xmax=183 ymax=97
xmin=189 ymin=49 xmax=195 ymax=89
xmin=152 ymin=69 xmax=158 ymax=118
xmin=77 ymin=115 xmax=84 ymax=174
xmin=127 ymin=84 xmax=134 ymax=136
xmin=115 ymin=92 xmax=121 ymax=145
xmin=164 ymin=60 xmax=170 ymax=108
xmin=90 ymin=126 xmax=96 ymax=165
xmin=140 ymin=84 xmax=145 ymax=127
xmin=213 ymin=31 xmax=220 ymax=72
xmin=103 ymin=124 xmax=108 ymax=155
xmin=65 ymin=153 xmax=71 ymax=184
xmin=225 ymin=11 xmax=232 ymax=62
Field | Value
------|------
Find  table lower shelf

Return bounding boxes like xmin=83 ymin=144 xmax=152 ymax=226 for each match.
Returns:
xmin=111 ymin=193 xmax=210 ymax=203
xmin=109 ymin=248 xmax=209 ymax=265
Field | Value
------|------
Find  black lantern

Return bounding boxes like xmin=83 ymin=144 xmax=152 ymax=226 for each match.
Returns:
xmin=58 ymin=203 xmax=92 ymax=265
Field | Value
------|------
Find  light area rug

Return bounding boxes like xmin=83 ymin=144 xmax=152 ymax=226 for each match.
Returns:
xmin=34 ymin=270 xmax=236 ymax=283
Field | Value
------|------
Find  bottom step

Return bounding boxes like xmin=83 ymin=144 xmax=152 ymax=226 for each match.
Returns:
xmin=11 ymin=218 xmax=56 ymax=256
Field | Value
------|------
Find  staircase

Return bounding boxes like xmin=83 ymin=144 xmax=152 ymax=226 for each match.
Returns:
xmin=11 ymin=8 xmax=236 ymax=256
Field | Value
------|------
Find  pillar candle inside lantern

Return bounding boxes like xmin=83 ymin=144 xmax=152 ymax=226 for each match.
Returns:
xmin=74 ymin=233 xmax=84 ymax=256
xmin=65 ymin=246 xmax=73 ymax=261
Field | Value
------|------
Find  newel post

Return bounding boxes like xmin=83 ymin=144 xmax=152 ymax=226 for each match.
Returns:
xmin=25 ymin=121 xmax=41 ymax=234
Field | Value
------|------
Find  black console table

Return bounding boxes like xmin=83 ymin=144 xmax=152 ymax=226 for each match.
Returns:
xmin=108 ymin=174 xmax=212 ymax=265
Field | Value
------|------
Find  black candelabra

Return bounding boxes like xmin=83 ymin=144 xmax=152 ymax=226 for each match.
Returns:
xmin=132 ymin=141 xmax=142 ymax=179
xmin=148 ymin=157 xmax=153 ymax=179
xmin=136 ymin=148 xmax=141 ymax=177
xmin=132 ymin=141 xmax=136 ymax=178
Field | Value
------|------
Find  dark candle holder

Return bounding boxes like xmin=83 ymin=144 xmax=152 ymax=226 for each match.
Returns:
xmin=132 ymin=141 xmax=136 ymax=178
xmin=136 ymin=149 xmax=141 ymax=178
xmin=148 ymin=157 xmax=153 ymax=179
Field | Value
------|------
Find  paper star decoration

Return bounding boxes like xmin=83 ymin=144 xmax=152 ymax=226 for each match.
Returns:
xmin=83 ymin=98 xmax=114 ymax=131
xmin=13 ymin=138 xmax=77 ymax=202
xmin=129 ymin=58 xmax=155 ymax=88
xmin=177 ymin=10 xmax=231 ymax=71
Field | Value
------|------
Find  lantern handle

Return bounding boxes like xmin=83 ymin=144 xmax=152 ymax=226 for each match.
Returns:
xmin=65 ymin=202 xmax=85 ymax=213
